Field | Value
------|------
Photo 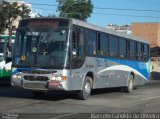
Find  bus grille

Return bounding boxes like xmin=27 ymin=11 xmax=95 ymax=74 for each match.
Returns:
xmin=21 ymin=70 xmax=57 ymax=74
xmin=24 ymin=76 xmax=49 ymax=81
xmin=23 ymin=83 xmax=46 ymax=89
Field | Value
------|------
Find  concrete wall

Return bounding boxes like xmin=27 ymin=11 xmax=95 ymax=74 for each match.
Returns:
xmin=150 ymin=57 xmax=160 ymax=80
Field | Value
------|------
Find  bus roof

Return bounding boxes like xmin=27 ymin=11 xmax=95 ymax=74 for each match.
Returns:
xmin=19 ymin=17 xmax=150 ymax=44
xmin=71 ymin=18 xmax=150 ymax=44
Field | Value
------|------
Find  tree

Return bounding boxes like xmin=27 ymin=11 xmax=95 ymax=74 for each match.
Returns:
xmin=48 ymin=13 xmax=56 ymax=18
xmin=56 ymin=0 xmax=93 ymax=21
xmin=0 ymin=1 xmax=30 ymax=35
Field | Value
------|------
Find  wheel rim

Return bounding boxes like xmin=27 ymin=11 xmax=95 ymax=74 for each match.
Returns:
xmin=128 ymin=79 xmax=133 ymax=90
xmin=85 ymin=82 xmax=91 ymax=95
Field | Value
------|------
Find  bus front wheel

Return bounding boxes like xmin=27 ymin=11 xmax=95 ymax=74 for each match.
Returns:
xmin=125 ymin=75 xmax=134 ymax=93
xmin=78 ymin=76 xmax=92 ymax=100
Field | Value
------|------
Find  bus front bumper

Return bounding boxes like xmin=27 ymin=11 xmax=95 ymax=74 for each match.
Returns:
xmin=11 ymin=78 xmax=67 ymax=91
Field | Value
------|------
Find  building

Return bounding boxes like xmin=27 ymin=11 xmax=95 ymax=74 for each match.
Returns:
xmin=131 ymin=22 xmax=160 ymax=48
xmin=106 ymin=24 xmax=131 ymax=34
xmin=131 ymin=22 xmax=160 ymax=57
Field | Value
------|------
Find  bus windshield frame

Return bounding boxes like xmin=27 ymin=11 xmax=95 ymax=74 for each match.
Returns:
xmin=13 ymin=19 xmax=71 ymax=69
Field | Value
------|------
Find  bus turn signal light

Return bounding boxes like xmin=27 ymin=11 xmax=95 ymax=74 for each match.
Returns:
xmin=61 ymin=76 xmax=68 ymax=80
xmin=51 ymin=76 xmax=68 ymax=81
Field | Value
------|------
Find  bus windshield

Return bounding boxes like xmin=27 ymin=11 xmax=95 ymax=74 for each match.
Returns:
xmin=0 ymin=43 xmax=4 ymax=61
xmin=0 ymin=43 xmax=4 ymax=53
xmin=13 ymin=27 xmax=70 ymax=68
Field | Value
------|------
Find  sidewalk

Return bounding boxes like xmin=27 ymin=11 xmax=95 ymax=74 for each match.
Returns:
xmin=150 ymin=61 xmax=160 ymax=80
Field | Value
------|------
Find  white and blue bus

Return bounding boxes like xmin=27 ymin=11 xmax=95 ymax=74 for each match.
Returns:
xmin=11 ymin=18 xmax=150 ymax=100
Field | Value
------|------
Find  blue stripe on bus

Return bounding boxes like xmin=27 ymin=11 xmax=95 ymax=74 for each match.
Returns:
xmin=106 ymin=58 xmax=150 ymax=80
xmin=12 ymin=58 xmax=150 ymax=81
xmin=12 ymin=68 xmax=34 ymax=74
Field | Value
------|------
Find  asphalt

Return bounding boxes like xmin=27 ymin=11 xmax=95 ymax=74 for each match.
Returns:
xmin=0 ymin=80 xmax=160 ymax=119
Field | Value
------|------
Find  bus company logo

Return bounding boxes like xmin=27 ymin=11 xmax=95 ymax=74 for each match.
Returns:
xmin=105 ymin=61 xmax=109 ymax=67
xmin=96 ymin=59 xmax=103 ymax=67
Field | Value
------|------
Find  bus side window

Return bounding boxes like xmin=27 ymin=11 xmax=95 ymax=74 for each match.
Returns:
xmin=72 ymin=28 xmax=77 ymax=54
xmin=87 ymin=29 xmax=97 ymax=56
xmin=143 ymin=44 xmax=149 ymax=61
xmin=109 ymin=35 xmax=118 ymax=57
xmin=137 ymin=42 xmax=142 ymax=61
xmin=72 ymin=26 xmax=85 ymax=68
xmin=98 ymin=33 xmax=109 ymax=56
xmin=129 ymin=40 xmax=136 ymax=60
xmin=119 ymin=38 xmax=127 ymax=59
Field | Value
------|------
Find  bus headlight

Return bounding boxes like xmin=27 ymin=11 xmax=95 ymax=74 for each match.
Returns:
xmin=51 ymin=76 xmax=68 ymax=81
xmin=18 ymin=75 xmax=22 ymax=78
xmin=12 ymin=75 xmax=22 ymax=79
xmin=51 ymin=76 xmax=56 ymax=80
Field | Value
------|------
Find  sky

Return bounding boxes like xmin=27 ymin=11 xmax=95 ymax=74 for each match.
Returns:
xmin=25 ymin=0 xmax=160 ymax=27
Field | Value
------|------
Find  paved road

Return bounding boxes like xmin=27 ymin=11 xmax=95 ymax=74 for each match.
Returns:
xmin=0 ymin=80 xmax=160 ymax=119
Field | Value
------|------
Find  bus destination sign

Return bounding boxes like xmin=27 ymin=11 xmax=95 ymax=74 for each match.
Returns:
xmin=28 ymin=20 xmax=59 ymax=28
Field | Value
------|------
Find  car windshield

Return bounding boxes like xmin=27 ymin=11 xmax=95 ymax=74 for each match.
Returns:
xmin=13 ymin=27 xmax=70 ymax=68
xmin=0 ymin=43 xmax=4 ymax=53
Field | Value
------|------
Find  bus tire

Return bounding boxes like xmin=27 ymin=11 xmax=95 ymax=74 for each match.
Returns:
xmin=125 ymin=75 xmax=134 ymax=93
xmin=32 ymin=91 xmax=45 ymax=97
xmin=78 ymin=76 xmax=92 ymax=100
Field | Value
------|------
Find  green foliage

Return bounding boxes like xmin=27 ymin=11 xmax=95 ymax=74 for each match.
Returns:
xmin=48 ymin=14 xmax=56 ymax=18
xmin=56 ymin=0 xmax=93 ymax=21
xmin=0 ymin=1 xmax=30 ymax=34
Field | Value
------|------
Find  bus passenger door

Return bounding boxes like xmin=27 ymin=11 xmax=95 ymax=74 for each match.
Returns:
xmin=70 ymin=25 xmax=85 ymax=90
xmin=71 ymin=26 xmax=85 ymax=69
